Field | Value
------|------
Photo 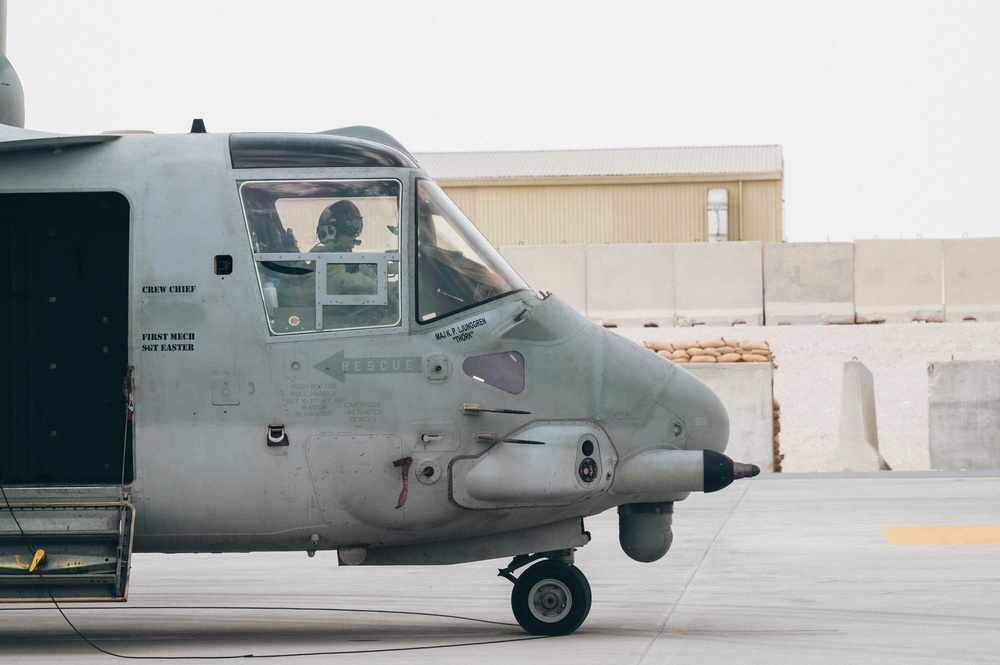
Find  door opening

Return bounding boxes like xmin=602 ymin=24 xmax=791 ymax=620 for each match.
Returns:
xmin=1 ymin=192 xmax=132 ymax=484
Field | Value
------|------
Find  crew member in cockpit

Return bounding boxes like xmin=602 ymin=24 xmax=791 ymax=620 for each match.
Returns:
xmin=312 ymin=199 xmax=397 ymax=327
xmin=312 ymin=200 xmax=378 ymax=296
xmin=312 ymin=200 xmax=364 ymax=252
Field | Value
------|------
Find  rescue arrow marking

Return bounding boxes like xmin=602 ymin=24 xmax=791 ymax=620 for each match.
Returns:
xmin=314 ymin=350 xmax=422 ymax=383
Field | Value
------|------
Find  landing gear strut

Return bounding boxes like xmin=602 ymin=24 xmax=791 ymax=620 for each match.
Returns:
xmin=500 ymin=553 xmax=592 ymax=635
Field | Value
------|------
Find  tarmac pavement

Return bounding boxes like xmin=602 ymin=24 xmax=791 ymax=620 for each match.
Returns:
xmin=1 ymin=472 xmax=998 ymax=664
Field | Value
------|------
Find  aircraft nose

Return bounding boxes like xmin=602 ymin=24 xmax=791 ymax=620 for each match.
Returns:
xmin=672 ymin=368 xmax=730 ymax=454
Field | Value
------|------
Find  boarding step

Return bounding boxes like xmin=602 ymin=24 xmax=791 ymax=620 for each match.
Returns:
xmin=0 ymin=486 xmax=134 ymax=602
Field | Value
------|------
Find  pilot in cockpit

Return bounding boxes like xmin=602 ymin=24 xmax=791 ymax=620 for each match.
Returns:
xmin=310 ymin=199 xmax=397 ymax=327
xmin=311 ymin=200 xmax=379 ymax=297
xmin=311 ymin=200 xmax=365 ymax=253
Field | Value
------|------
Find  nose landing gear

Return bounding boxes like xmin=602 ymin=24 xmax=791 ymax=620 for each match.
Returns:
xmin=500 ymin=553 xmax=592 ymax=635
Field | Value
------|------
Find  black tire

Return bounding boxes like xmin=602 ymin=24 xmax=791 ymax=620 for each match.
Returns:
xmin=510 ymin=561 xmax=592 ymax=636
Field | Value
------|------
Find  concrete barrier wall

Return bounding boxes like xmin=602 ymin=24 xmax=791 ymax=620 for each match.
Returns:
xmin=764 ymin=242 xmax=855 ymax=325
xmin=928 ymin=360 xmax=1000 ymax=470
xmin=585 ymin=244 xmax=675 ymax=327
xmin=686 ymin=363 xmax=775 ymax=471
xmin=943 ymin=238 xmax=1000 ymax=322
xmin=833 ymin=360 xmax=889 ymax=471
xmin=499 ymin=245 xmax=588 ymax=313
xmin=854 ymin=239 xmax=944 ymax=323
xmin=673 ymin=242 xmax=763 ymax=326
xmin=500 ymin=238 xmax=997 ymax=327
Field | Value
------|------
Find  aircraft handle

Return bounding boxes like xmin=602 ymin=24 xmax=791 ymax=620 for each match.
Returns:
xmin=461 ymin=403 xmax=531 ymax=416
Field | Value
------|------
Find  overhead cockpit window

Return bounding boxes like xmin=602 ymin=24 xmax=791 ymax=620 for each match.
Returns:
xmin=415 ymin=179 xmax=529 ymax=323
xmin=463 ymin=352 xmax=525 ymax=395
xmin=240 ymin=180 xmax=401 ymax=334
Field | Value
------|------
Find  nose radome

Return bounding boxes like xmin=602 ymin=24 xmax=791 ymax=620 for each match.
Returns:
xmin=676 ymin=369 xmax=730 ymax=454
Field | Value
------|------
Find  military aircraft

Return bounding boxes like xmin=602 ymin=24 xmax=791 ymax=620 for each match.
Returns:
xmin=0 ymin=27 xmax=757 ymax=636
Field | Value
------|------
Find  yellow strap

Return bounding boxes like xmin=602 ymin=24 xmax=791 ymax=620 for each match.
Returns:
xmin=29 ymin=549 xmax=46 ymax=572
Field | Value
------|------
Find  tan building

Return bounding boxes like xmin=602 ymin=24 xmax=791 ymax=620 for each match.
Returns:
xmin=413 ymin=145 xmax=784 ymax=245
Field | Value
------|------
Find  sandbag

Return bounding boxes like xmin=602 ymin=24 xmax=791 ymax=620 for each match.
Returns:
xmin=648 ymin=339 xmax=776 ymax=366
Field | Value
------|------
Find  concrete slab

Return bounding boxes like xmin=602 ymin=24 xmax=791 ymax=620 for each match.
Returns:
xmin=499 ymin=245 xmax=588 ymax=312
xmin=854 ymin=239 xmax=944 ymax=323
xmin=929 ymin=360 xmax=1000 ymax=470
xmin=586 ymin=244 xmax=675 ymax=326
xmin=833 ymin=360 xmax=889 ymax=471
xmin=943 ymin=238 xmax=1000 ymax=322
xmin=673 ymin=241 xmax=763 ymax=326
xmin=3 ymin=473 xmax=999 ymax=663
xmin=763 ymin=241 xmax=855 ymax=325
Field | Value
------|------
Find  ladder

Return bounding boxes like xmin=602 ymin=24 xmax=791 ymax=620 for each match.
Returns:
xmin=0 ymin=486 xmax=135 ymax=602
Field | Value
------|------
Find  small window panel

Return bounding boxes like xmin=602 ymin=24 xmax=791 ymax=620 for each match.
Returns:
xmin=463 ymin=352 xmax=525 ymax=395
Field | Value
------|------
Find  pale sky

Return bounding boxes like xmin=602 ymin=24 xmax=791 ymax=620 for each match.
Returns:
xmin=5 ymin=0 xmax=999 ymax=242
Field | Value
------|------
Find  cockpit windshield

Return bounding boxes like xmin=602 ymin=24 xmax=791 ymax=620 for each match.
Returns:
xmin=415 ymin=179 xmax=529 ymax=323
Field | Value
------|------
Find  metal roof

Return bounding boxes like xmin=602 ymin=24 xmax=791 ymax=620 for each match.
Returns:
xmin=412 ymin=145 xmax=783 ymax=180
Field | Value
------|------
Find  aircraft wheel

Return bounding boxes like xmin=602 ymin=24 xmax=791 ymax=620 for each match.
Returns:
xmin=511 ymin=561 xmax=592 ymax=636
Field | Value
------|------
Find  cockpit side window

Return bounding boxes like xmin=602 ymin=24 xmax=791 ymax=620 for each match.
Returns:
xmin=240 ymin=179 xmax=401 ymax=334
xmin=415 ymin=179 xmax=529 ymax=323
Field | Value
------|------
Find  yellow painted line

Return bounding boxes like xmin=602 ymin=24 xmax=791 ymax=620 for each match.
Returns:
xmin=883 ymin=525 xmax=1000 ymax=546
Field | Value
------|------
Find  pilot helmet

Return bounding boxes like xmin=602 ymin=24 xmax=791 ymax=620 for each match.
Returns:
xmin=317 ymin=200 xmax=364 ymax=242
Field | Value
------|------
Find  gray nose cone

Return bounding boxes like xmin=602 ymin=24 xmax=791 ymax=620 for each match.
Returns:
xmin=675 ymin=369 xmax=730 ymax=454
